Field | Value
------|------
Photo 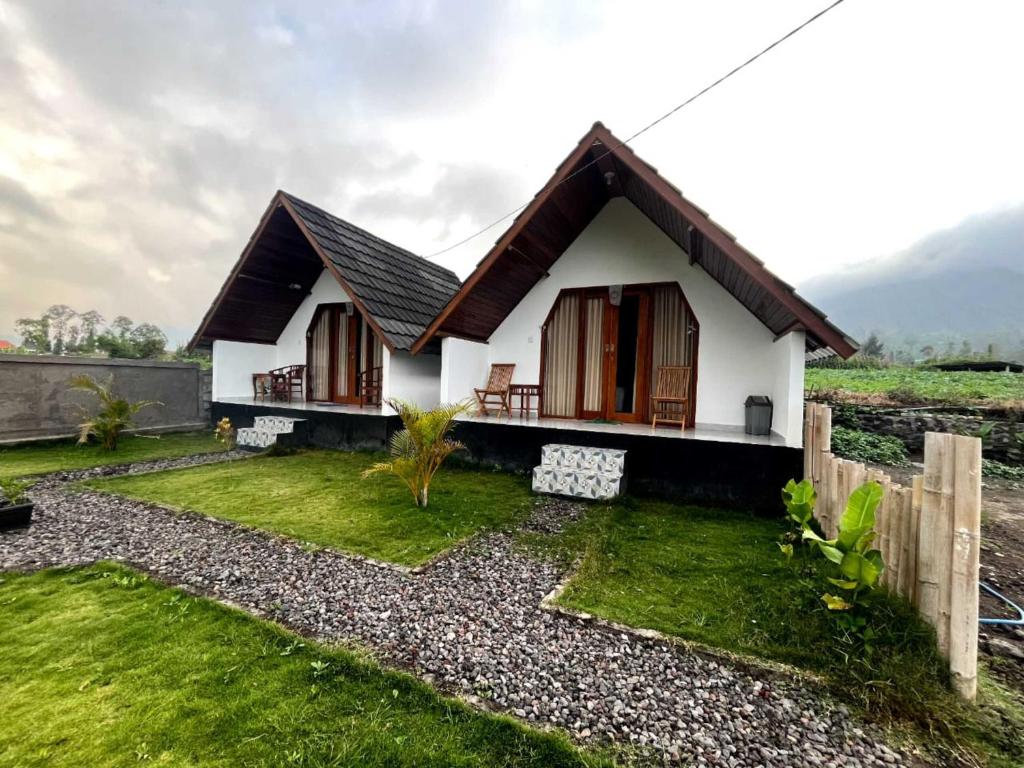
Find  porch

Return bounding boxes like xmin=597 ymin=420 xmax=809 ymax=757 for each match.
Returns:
xmin=212 ymin=397 xmax=799 ymax=512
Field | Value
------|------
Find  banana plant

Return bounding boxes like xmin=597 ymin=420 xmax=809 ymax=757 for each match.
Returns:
xmin=801 ymin=481 xmax=885 ymax=610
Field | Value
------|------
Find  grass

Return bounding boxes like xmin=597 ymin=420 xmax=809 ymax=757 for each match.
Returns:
xmin=0 ymin=432 xmax=226 ymax=481
xmin=831 ymin=426 xmax=910 ymax=466
xmin=85 ymin=450 xmax=533 ymax=566
xmin=532 ymin=498 xmax=1024 ymax=766
xmin=0 ymin=564 xmax=610 ymax=768
xmin=805 ymin=367 xmax=1024 ymax=406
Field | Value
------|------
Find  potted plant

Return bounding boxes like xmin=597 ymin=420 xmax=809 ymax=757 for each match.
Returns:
xmin=0 ymin=479 xmax=33 ymax=529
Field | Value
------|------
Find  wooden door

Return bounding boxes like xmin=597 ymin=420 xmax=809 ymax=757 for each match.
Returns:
xmin=602 ymin=287 xmax=650 ymax=422
xmin=332 ymin=309 xmax=361 ymax=404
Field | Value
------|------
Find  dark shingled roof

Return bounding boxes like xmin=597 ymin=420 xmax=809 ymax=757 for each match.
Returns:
xmin=189 ymin=190 xmax=461 ymax=352
xmin=282 ymin=193 xmax=461 ymax=350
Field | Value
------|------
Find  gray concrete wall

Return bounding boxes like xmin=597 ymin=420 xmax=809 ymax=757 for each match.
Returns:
xmin=0 ymin=356 xmax=210 ymax=443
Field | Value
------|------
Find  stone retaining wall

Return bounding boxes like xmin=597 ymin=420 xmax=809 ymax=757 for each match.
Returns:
xmin=0 ymin=355 xmax=210 ymax=443
xmin=833 ymin=404 xmax=1020 ymax=462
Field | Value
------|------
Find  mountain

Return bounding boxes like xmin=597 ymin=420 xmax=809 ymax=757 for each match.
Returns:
xmin=800 ymin=206 xmax=1024 ymax=360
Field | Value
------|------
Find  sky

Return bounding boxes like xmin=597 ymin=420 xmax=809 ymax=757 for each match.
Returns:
xmin=1 ymin=0 xmax=1022 ymax=347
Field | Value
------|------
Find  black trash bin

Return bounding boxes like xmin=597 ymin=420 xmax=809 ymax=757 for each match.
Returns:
xmin=744 ymin=395 xmax=773 ymax=436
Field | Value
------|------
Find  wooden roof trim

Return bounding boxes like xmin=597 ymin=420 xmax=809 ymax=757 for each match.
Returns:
xmin=596 ymin=126 xmax=856 ymax=356
xmin=410 ymin=124 xmax=605 ymax=354
xmin=277 ymin=195 xmax=396 ymax=353
xmin=187 ymin=193 xmax=284 ymax=351
xmin=412 ymin=121 xmax=856 ymax=358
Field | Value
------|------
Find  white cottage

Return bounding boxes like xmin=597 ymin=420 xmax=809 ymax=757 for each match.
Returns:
xmin=191 ymin=191 xmax=461 ymax=412
xmin=414 ymin=123 xmax=857 ymax=448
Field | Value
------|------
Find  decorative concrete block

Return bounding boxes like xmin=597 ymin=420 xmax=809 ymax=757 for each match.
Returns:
xmin=532 ymin=466 xmax=623 ymax=500
xmin=541 ymin=444 xmax=626 ymax=474
xmin=532 ymin=443 xmax=626 ymax=500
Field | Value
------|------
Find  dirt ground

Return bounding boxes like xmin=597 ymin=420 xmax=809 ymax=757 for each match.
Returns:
xmin=873 ymin=460 xmax=1024 ymax=693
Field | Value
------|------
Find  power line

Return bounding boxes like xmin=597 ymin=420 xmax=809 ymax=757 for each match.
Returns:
xmin=423 ymin=0 xmax=847 ymax=261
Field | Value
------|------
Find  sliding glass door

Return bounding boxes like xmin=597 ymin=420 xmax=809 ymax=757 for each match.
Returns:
xmin=306 ymin=304 xmax=383 ymax=404
xmin=541 ymin=283 xmax=697 ymax=424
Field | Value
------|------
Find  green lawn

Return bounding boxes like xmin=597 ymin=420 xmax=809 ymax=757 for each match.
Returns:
xmin=805 ymin=367 xmax=1024 ymax=406
xmin=0 ymin=564 xmax=609 ymax=768
xmin=86 ymin=450 xmax=532 ymax=566
xmin=0 ymin=432 xmax=226 ymax=481
xmin=539 ymin=499 xmax=1024 ymax=767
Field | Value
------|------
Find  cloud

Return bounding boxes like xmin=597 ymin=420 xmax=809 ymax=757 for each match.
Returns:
xmin=1 ymin=0 xmax=1022 ymax=348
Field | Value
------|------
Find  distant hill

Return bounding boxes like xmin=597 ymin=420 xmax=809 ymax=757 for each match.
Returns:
xmin=801 ymin=205 xmax=1024 ymax=361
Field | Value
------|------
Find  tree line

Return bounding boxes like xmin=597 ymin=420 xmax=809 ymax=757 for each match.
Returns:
xmin=14 ymin=305 xmax=167 ymax=359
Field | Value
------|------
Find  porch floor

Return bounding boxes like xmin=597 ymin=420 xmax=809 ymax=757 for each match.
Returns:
xmin=215 ymin=397 xmax=387 ymax=416
xmin=456 ymin=412 xmax=791 ymax=448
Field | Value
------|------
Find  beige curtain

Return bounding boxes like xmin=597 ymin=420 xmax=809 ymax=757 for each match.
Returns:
xmin=543 ymin=292 xmax=579 ymax=417
xmin=582 ymin=296 xmax=604 ymax=412
xmin=651 ymin=285 xmax=696 ymax=415
xmin=336 ymin=312 xmax=350 ymax=398
xmin=651 ymin=285 xmax=695 ymax=370
xmin=362 ymin=315 xmax=383 ymax=371
xmin=310 ymin=309 xmax=331 ymax=401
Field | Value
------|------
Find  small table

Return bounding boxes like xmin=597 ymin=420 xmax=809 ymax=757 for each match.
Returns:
xmin=509 ymin=384 xmax=542 ymax=418
xmin=251 ymin=373 xmax=272 ymax=401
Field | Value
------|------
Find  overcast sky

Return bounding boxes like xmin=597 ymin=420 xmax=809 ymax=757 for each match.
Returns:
xmin=1 ymin=0 xmax=1021 ymax=346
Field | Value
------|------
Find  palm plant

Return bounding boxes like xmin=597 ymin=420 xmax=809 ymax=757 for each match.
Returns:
xmin=362 ymin=399 xmax=472 ymax=507
xmin=69 ymin=374 xmax=160 ymax=451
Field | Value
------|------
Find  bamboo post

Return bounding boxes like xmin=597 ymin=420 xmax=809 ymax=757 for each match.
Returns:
xmin=909 ymin=474 xmax=924 ymax=606
xmin=833 ymin=461 xmax=847 ymax=538
xmin=949 ymin=434 xmax=982 ymax=701
xmin=866 ymin=469 xmax=888 ymax=584
xmin=804 ymin=403 xmax=815 ymax=481
xmin=919 ymin=435 xmax=943 ymax=635
xmin=816 ymin=405 xmax=831 ymax=498
xmin=890 ymin=486 xmax=909 ymax=598
xmin=828 ymin=454 xmax=839 ymax=538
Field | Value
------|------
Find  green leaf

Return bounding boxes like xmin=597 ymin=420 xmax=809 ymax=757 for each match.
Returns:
xmin=777 ymin=543 xmax=794 ymax=559
xmin=822 ymin=593 xmax=853 ymax=611
xmin=817 ymin=542 xmax=844 ymax=565
xmin=839 ymin=551 xmax=880 ymax=588
xmin=864 ymin=549 xmax=885 ymax=574
xmin=781 ymin=478 xmax=816 ymax=525
xmin=839 ymin=482 xmax=882 ymax=537
xmin=827 ymin=577 xmax=859 ymax=590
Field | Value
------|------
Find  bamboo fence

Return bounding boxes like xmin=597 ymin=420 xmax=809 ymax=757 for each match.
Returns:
xmin=803 ymin=402 xmax=982 ymax=700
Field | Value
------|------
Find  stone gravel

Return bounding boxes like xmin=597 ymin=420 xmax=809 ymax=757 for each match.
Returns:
xmin=1 ymin=458 xmax=911 ymax=767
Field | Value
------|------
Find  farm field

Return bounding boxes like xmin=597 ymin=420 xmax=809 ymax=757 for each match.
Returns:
xmin=805 ymin=367 xmax=1024 ymax=407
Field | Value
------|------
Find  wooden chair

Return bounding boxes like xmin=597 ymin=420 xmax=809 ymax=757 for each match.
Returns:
xmin=359 ymin=366 xmax=383 ymax=407
xmin=269 ymin=365 xmax=306 ymax=402
xmin=474 ymin=363 xmax=515 ymax=417
xmin=651 ymin=365 xmax=692 ymax=431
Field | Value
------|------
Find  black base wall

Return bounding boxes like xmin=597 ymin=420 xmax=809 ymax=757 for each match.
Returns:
xmin=212 ymin=402 xmax=401 ymax=452
xmin=452 ymin=421 xmax=801 ymax=514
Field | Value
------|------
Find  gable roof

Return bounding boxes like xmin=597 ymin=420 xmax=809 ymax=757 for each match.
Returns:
xmin=190 ymin=191 xmax=461 ymax=352
xmin=411 ymin=122 xmax=857 ymax=358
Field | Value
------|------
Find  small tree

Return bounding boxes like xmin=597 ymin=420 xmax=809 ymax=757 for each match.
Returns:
xmin=70 ymin=374 xmax=161 ymax=450
xmin=362 ymin=399 xmax=472 ymax=507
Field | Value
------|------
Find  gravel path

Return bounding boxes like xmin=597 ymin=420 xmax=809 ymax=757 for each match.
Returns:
xmin=1 ymin=457 xmax=910 ymax=767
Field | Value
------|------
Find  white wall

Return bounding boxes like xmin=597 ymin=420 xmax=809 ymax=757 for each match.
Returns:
xmin=212 ymin=269 xmax=350 ymax=400
xmin=440 ymin=337 xmax=490 ymax=405
xmin=772 ymin=330 xmax=806 ymax=446
xmin=385 ymin=350 xmax=442 ymax=408
xmin=274 ymin=269 xmax=350 ymax=368
xmin=212 ymin=270 xmax=448 ymax=409
xmin=448 ymin=198 xmax=807 ymax=443
xmin=212 ymin=340 xmax=276 ymax=399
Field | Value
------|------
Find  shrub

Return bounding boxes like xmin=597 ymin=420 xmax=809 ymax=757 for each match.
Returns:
xmin=982 ymin=459 xmax=1024 ymax=481
xmin=831 ymin=426 xmax=909 ymax=466
xmin=0 ymin=478 xmax=30 ymax=506
xmin=70 ymin=374 xmax=160 ymax=451
xmin=214 ymin=417 xmax=236 ymax=449
xmin=362 ymin=399 xmax=472 ymax=507
xmin=807 ymin=356 xmax=889 ymax=370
